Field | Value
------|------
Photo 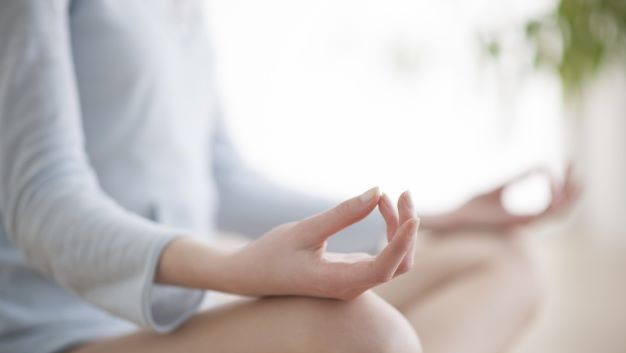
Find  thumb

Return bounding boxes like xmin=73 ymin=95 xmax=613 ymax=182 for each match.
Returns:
xmin=297 ymin=187 xmax=381 ymax=245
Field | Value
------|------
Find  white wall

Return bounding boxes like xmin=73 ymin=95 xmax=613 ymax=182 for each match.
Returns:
xmin=576 ymin=66 xmax=626 ymax=235
xmin=205 ymin=0 xmax=564 ymax=213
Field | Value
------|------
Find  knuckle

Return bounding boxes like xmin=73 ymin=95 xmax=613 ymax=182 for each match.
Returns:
xmin=293 ymin=219 xmax=318 ymax=237
xmin=285 ymin=221 xmax=308 ymax=239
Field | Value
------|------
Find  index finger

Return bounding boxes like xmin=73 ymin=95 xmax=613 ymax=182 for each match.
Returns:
xmin=298 ymin=187 xmax=382 ymax=245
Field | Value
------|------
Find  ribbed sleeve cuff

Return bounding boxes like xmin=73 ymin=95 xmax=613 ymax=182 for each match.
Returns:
xmin=140 ymin=234 xmax=205 ymax=333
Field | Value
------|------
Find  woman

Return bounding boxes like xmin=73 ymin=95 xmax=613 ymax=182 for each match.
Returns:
xmin=0 ymin=1 xmax=577 ymax=353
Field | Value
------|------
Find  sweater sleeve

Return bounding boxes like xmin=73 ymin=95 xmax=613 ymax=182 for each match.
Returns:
xmin=0 ymin=0 xmax=202 ymax=332
xmin=211 ymin=117 xmax=385 ymax=253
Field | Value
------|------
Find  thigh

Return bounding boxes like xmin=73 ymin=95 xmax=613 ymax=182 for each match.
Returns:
xmin=375 ymin=232 xmax=522 ymax=310
xmin=68 ymin=293 xmax=416 ymax=353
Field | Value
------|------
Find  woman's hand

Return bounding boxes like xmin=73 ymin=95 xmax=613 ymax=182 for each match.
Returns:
xmin=422 ymin=165 xmax=580 ymax=233
xmin=221 ymin=187 xmax=419 ymax=300
xmin=157 ymin=187 xmax=419 ymax=300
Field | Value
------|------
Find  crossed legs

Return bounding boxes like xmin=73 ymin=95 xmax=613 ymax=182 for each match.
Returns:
xmin=70 ymin=231 xmax=542 ymax=353
xmin=70 ymin=292 xmax=421 ymax=353
xmin=376 ymin=231 xmax=545 ymax=353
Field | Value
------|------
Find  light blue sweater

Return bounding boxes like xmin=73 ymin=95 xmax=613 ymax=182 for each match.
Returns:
xmin=0 ymin=1 xmax=384 ymax=352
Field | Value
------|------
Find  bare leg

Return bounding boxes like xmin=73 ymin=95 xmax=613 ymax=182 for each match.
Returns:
xmin=376 ymin=232 xmax=544 ymax=353
xmin=68 ymin=292 xmax=421 ymax=353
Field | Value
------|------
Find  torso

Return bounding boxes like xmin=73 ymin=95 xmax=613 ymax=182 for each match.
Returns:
xmin=0 ymin=1 xmax=218 ymax=351
xmin=70 ymin=0 xmax=217 ymax=230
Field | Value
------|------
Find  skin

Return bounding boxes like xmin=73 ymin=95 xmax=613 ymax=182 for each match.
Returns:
xmin=156 ymin=186 xmax=419 ymax=300
xmin=69 ymin=292 xmax=421 ymax=353
xmin=375 ymin=166 xmax=578 ymax=353
xmin=72 ymin=187 xmax=423 ymax=353
xmin=70 ymin=167 xmax=578 ymax=353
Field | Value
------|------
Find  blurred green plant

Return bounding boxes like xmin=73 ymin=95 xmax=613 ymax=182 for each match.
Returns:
xmin=526 ymin=0 xmax=626 ymax=96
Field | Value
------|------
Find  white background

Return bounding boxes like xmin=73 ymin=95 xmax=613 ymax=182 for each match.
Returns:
xmin=205 ymin=0 xmax=564 ymax=214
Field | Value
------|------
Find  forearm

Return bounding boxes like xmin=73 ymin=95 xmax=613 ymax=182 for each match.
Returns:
xmin=156 ymin=236 xmax=237 ymax=293
xmin=0 ymin=3 xmax=205 ymax=330
xmin=157 ymin=188 xmax=420 ymax=302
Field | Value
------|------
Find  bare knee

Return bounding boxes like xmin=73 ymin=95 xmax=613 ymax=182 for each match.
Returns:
xmin=307 ymin=292 xmax=422 ymax=353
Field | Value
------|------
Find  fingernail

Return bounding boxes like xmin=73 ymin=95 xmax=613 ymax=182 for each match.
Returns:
xmin=404 ymin=190 xmax=415 ymax=213
xmin=359 ymin=187 xmax=380 ymax=203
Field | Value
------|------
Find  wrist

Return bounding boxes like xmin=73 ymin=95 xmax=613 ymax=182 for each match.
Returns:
xmin=156 ymin=236 xmax=234 ymax=292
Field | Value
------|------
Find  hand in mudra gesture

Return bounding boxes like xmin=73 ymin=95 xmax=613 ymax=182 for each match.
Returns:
xmin=224 ymin=187 xmax=419 ymax=300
